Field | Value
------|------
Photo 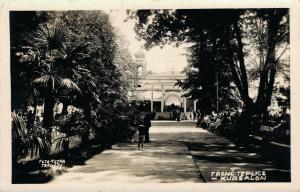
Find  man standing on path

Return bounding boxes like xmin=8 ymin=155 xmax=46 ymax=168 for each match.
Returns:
xmin=138 ymin=124 xmax=146 ymax=149
xmin=144 ymin=112 xmax=152 ymax=143
xmin=176 ymin=109 xmax=181 ymax=122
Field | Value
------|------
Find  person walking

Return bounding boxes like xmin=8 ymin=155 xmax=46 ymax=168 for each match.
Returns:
xmin=176 ymin=109 xmax=181 ymax=122
xmin=144 ymin=112 xmax=152 ymax=143
xmin=138 ymin=124 xmax=147 ymax=149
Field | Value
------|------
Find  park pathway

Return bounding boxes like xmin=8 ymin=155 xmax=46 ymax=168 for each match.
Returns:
xmin=48 ymin=120 xmax=290 ymax=185
xmin=49 ymin=121 xmax=203 ymax=184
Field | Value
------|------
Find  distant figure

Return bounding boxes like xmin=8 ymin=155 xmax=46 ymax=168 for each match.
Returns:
xmin=170 ymin=103 xmax=175 ymax=120
xmin=176 ymin=109 xmax=180 ymax=121
xmin=138 ymin=125 xmax=147 ymax=149
xmin=197 ymin=110 xmax=201 ymax=120
xmin=144 ymin=112 xmax=152 ymax=143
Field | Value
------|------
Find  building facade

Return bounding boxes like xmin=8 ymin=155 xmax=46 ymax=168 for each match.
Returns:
xmin=131 ymin=50 xmax=197 ymax=118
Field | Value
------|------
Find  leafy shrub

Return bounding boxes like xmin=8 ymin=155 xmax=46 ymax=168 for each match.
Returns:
xmin=12 ymin=112 xmax=51 ymax=163
xmin=53 ymin=112 xmax=88 ymax=151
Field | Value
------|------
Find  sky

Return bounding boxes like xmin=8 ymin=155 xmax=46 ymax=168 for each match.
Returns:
xmin=107 ymin=10 xmax=188 ymax=73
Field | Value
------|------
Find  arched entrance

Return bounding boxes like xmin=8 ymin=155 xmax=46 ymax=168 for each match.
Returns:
xmin=164 ymin=92 xmax=181 ymax=106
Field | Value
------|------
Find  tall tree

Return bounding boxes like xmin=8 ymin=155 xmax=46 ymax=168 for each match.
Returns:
xmin=129 ymin=9 xmax=289 ymax=117
xmin=14 ymin=22 xmax=86 ymax=130
xmin=10 ymin=11 xmax=49 ymax=111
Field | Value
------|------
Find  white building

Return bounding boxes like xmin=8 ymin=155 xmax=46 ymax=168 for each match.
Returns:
xmin=131 ymin=50 xmax=197 ymax=119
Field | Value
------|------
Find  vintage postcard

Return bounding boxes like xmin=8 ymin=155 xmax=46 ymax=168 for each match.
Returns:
xmin=0 ymin=0 xmax=300 ymax=191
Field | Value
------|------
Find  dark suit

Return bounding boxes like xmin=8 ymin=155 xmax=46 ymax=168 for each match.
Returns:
xmin=144 ymin=113 xmax=152 ymax=142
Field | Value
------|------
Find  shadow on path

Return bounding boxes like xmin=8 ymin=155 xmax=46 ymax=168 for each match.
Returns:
xmin=182 ymin=130 xmax=290 ymax=182
xmin=48 ymin=127 xmax=203 ymax=184
xmin=46 ymin=125 xmax=290 ymax=184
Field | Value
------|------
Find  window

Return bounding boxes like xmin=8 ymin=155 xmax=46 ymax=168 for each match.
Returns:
xmin=137 ymin=66 xmax=143 ymax=77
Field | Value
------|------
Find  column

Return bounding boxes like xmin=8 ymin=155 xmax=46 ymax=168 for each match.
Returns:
xmin=151 ymin=86 xmax=154 ymax=112
xmin=183 ymin=97 xmax=187 ymax=114
xmin=193 ymin=100 xmax=197 ymax=112
xmin=161 ymin=84 xmax=164 ymax=112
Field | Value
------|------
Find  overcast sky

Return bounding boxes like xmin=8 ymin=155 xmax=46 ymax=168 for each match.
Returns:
xmin=107 ymin=10 xmax=188 ymax=73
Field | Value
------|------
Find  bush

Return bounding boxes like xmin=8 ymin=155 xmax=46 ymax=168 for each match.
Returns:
xmin=52 ymin=112 xmax=88 ymax=153
xmin=199 ymin=110 xmax=240 ymax=138
xmin=12 ymin=112 xmax=51 ymax=164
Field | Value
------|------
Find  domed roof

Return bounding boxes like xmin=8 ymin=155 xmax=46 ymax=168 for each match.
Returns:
xmin=134 ymin=50 xmax=145 ymax=58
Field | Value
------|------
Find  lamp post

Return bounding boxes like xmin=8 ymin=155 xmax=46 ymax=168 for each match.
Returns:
xmin=161 ymin=84 xmax=164 ymax=112
xmin=198 ymin=85 xmax=202 ymax=111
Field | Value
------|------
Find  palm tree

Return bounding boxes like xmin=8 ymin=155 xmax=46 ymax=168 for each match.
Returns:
xmin=19 ymin=23 xmax=90 ymax=133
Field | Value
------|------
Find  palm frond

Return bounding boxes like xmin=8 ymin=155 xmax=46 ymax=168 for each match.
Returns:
xmin=88 ymin=79 xmax=97 ymax=89
xmin=32 ymin=87 xmax=40 ymax=97
xmin=59 ymin=78 xmax=81 ymax=92
xmin=37 ymin=24 xmax=64 ymax=50
xmin=92 ymin=92 xmax=102 ymax=104
xmin=77 ymin=67 xmax=91 ymax=75
xmin=68 ymin=42 xmax=89 ymax=58
xmin=12 ymin=112 xmax=51 ymax=161
xmin=11 ymin=112 xmax=27 ymax=140
xmin=54 ymin=135 xmax=78 ymax=151
xmin=32 ymin=74 xmax=52 ymax=86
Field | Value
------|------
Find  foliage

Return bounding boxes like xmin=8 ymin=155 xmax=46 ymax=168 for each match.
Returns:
xmin=113 ymin=35 xmax=136 ymax=100
xmin=176 ymin=41 xmax=242 ymax=114
xmin=10 ymin=11 xmax=49 ymax=110
xmin=129 ymin=9 xmax=289 ymax=117
xmin=52 ymin=112 xmax=88 ymax=151
xmin=11 ymin=11 xmax=136 ymax=163
xmin=12 ymin=112 xmax=51 ymax=163
xmin=14 ymin=22 xmax=90 ymax=130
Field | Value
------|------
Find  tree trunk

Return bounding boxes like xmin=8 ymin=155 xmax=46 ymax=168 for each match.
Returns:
xmin=62 ymin=100 xmax=70 ymax=114
xmin=222 ymin=29 xmax=254 ymax=111
xmin=233 ymin=21 xmax=249 ymax=96
xmin=43 ymin=94 xmax=55 ymax=131
xmin=255 ymin=10 xmax=284 ymax=116
xmin=81 ymin=103 xmax=91 ymax=156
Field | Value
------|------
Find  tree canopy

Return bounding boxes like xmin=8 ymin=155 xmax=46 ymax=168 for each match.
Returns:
xmin=129 ymin=9 xmax=289 ymax=116
xmin=11 ymin=11 xmax=136 ymax=129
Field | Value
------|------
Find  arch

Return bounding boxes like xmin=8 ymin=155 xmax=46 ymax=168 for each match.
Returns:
xmin=164 ymin=92 xmax=181 ymax=106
